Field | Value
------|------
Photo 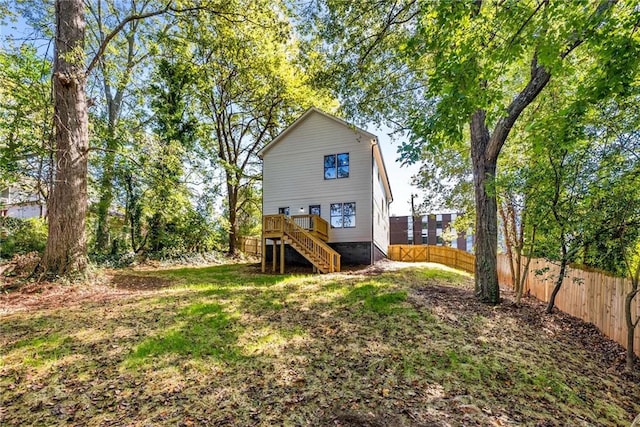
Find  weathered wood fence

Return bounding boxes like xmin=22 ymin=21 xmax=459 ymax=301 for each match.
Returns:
xmin=388 ymin=244 xmax=640 ymax=357
xmin=239 ymin=236 xmax=261 ymax=256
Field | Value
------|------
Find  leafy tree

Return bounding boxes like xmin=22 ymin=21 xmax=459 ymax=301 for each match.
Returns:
xmin=145 ymin=57 xmax=196 ymax=252
xmin=0 ymin=45 xmax=52 ymax=205
xmin=186 ymin=0 xmax=336 ymax=254
xmin=86 ymin=0 xmax=162 ymax=253
xmin=34 ymin=0 xmax=230 ymax=279
xmin=313 ymin=0 xmax=639 ymax=304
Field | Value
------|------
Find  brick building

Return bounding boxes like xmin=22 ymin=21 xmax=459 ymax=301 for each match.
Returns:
xmin=389 ymin=213 xmax=474 ymax=253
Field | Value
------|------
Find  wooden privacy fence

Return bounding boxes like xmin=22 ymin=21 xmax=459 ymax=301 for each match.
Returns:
xmin=387 ymin=244 xmax=640 ymax=357
xmin=496 ymin=254 xmax=640 ymax=357
xmin=239 ymin=236 xmax=261 ymax=256
xmin=387 ymin=245 xmax=475 ymax=273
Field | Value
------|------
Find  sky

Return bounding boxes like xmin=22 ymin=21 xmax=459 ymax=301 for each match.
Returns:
xmin=370 ymin=126 xmax=422 ymax=217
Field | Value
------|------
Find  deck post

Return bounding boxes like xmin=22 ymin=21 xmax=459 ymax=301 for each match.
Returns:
xmin=261 ymin=236 xmax=266 ymax=272
xmin=272 ymin=239 xmax=277 ymax=272
xmin=280 ymin=238 xmax=285 ymax=274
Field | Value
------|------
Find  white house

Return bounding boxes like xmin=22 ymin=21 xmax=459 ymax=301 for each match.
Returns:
xmin=0 ymin=187 xmax=46 ymax=219
xmin=258 ymin=107 xmax=393 ymax=271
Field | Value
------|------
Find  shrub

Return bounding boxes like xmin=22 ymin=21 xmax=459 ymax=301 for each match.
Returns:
xmin=0 ymin=217 xmax=48 ymax=259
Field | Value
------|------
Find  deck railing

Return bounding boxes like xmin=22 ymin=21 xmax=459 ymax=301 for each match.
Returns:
xmin=262 ymin=214 xmax=340 ymax=273
xmin=284 ymin=218 xmax=340 ymax=273
xmin=291 ymin=214 xmax=329 ymax=241
xmin=263 ymin=214 xmax=286 ymax=237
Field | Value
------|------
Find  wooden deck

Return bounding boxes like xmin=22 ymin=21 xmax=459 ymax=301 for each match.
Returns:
xmin=261 ymin=214 xmax=340 ymax=274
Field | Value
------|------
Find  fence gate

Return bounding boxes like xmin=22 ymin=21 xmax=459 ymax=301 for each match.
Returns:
xmin=397 ymin=245 xmax=428 ymax=262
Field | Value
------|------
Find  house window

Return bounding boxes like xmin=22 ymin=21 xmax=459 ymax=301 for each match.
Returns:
xmin=309 ymin=205 xmax=321 ymax=216
xmin=324 ymin=153 xmax=349 ymax=179
xmin=330 ymin=202 xmax=356 ymax=228
xmin=278 ymin=207 xmax=290 ymax=216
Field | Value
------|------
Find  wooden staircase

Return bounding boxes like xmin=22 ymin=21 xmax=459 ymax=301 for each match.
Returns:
xmin=262 ymin=214 xmax=341 ymax=274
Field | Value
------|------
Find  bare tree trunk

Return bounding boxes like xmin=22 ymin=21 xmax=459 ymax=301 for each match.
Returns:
xmin=227 ymin=181 xmax=238 ymax=255
xmin=39 ymin=0 xmax=89 ymax=278
xmin=517 ymin=226 xmax=536 ymax=305
xmin=626 ymin=282 xmax=639 ymax=370
xmin=499 ymin=201 xmax=516 ymax=289
xmin=546 ymin=242 xmax=568 ymax=314
xmin=471 ymin=110 xmax=500 ymax=304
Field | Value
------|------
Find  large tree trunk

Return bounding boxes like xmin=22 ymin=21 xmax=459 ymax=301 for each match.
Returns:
xmin=39 ymin=0 xmax=89 ymax=278
xmin=469 ymin=58 xmax=551 ymax=305
xmin=471 ymin=110 xmax=500 ymax=304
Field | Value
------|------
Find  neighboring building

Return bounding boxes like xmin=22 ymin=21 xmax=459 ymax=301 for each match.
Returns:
xmin=0 ymin=187 xmax=46 ymax=219
xmin=390 ymin=213 xmax=474 ymax=253
xmin=258 ymin=107 xmax=393 ymax=269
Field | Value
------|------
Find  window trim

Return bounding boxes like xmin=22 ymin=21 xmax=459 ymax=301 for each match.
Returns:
xmin=278 ymin=207 xmax=290 ymax=216
xmin=324 ymin=152 xmax=349 ymax=180
xmin=330 ymin=202 xmax=356 ymax=228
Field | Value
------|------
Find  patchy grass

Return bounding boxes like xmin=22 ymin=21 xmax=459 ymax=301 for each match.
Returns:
xmin=1 ymin=263 xmax=638 ymax=426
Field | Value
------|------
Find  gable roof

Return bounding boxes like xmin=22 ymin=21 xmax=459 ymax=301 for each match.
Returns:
xmin=258 ymin=107 xmax=393 ymax=203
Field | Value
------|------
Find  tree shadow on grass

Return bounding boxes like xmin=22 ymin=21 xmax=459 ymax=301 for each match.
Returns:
xmin=341 ymin=283 xmax=408 ymax=315
xmin=126 ymin=302 xmax=245 ymax=367
xmin=151 ymin=263 xmax=287 ymax=289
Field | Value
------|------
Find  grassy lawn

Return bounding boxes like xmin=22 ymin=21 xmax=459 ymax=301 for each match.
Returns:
xmin=1 ymin=263 xmax=639 ymax=426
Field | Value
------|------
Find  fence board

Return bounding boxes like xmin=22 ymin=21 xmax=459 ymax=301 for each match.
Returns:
xmin=388 ymin=244 xmax=640 ymax=357
xmin=387 ymin=245 xmax=475 ymax=273
xmin=239 ymin=236 xmax=261 ymax=256
xmin=495 ymin=253 xmax=639 ymax=358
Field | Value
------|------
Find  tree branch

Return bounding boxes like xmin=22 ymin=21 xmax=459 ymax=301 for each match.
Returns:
xmin=486 ymin=53 xmax=551 ymax=162
xmin=86 ymin=2 xmax=212 ymax=75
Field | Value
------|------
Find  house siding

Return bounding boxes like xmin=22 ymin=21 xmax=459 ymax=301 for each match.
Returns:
xmin=371 ymin=154 xmax=389 ymax=256
xmin=262 ymin=111 xmax=373 ymax=244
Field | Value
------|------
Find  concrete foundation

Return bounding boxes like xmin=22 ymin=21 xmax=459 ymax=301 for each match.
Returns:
xmin=265 ymin=241 xmax=375 ymax=266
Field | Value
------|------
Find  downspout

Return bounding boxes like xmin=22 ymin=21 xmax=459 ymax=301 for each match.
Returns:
xmin=371 ymin=139 xmax=376 ymax=264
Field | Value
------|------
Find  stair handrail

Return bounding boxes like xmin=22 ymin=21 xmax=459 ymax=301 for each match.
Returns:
xmin=282 ymin=216 xmax=340 ymax=273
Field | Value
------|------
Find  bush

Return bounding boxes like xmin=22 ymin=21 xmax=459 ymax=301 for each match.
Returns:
xmin=0 ymin=217 xmax=48 ymax=259
xmin=89 ymin=252 xmax=137 ymax=268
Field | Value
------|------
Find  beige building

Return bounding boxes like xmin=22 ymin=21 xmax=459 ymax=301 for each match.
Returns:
xmin=258 ymin=108 xmax=393 ymax=268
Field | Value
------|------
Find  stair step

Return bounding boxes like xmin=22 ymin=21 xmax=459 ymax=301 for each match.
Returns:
xmin=281 ymin=220 xmax=340 ymax=273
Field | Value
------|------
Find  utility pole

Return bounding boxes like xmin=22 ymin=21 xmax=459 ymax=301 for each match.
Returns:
xmin=411 ymin=193 xmax=416 ymax=219
xmin=411 ymin=193 xmax=418 ymax=245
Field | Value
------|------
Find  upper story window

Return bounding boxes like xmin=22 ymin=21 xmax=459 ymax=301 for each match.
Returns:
xmin=309 ymin=205 xmax=321 ymax=216
xmin=324 ymin=153 xmax=349 ymax=179
xmin=278 ymin=207 xmax=290 ymax=216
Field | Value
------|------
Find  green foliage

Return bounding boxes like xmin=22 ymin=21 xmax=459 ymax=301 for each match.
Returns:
xmin=314 ymin=1 xmax=640 ymax=288
xmin=0 ymin=217 xmax=47 ymax=258
xmin=0 ymin=44 xmax=52 ymax=189
xmin=181 ymin=0 xmax=337 ymax=252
